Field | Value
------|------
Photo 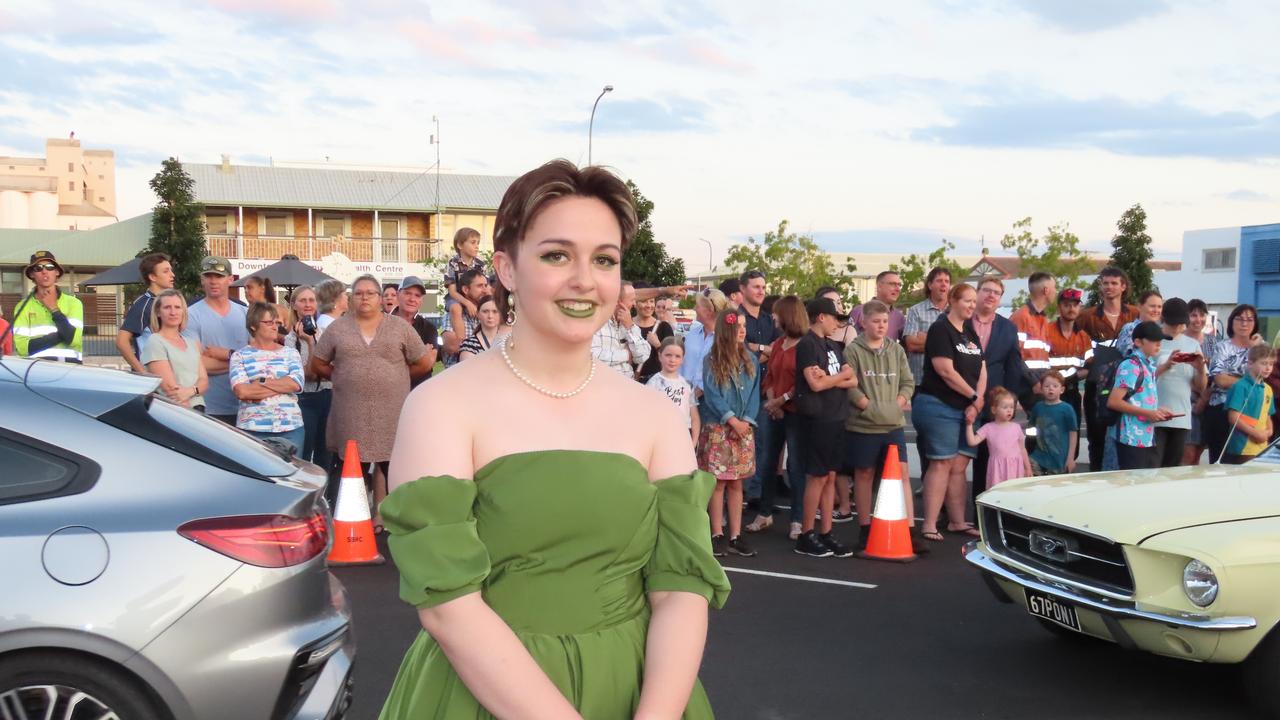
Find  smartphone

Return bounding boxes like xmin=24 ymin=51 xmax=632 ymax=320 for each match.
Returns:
xmin=1166 ymin=412 xmax=1186 ymax=418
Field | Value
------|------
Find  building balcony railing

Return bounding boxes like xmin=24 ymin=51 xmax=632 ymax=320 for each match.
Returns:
xmin=207 ymin=234 xmax=443 ymax=264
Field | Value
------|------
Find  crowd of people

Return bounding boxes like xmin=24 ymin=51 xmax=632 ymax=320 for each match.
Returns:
xmin=5 ymin=242 xmax=1279 ymax=559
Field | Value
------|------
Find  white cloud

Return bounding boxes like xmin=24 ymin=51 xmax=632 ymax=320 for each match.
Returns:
xmin=1 ymin=0 xmax=1277 ymax=269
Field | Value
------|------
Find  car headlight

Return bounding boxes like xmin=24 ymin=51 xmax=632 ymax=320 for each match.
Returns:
xmin=1182 ymin=559 xmax=1219 ymax=607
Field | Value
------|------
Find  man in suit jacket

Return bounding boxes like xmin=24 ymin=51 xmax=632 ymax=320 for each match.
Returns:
xmin=967 ymin=277 xmax=1031 ymax=503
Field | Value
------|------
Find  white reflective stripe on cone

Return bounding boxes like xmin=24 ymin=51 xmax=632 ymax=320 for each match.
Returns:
xmin=333 ymin=473 xmax=373 ymax=522
xmin=871 ymin=477 xmax=908 ymax=522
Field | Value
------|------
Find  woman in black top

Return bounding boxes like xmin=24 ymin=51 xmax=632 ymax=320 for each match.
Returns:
xmin=912 ymin=283 xmax=986 ymax=542
xmin=634 ymin=295 xmax=674 ymax=384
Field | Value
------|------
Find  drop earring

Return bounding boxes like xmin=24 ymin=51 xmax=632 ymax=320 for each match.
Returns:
xmin=506 ymin=291 xmax=517 ymax=325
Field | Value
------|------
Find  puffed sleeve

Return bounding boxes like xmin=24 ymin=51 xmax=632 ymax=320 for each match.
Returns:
xmin=643 ymin=471 xmax=731 ymax=608
xmin=380 ymin=475 xmax=491 ymax=609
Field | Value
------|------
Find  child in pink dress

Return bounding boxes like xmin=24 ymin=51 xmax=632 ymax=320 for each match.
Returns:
xmin=965 ymin=386 xmax=1032 ymax=487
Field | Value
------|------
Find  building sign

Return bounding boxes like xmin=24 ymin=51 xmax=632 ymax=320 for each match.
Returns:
xmin=229 ymin=254 xmax=441 ymax=286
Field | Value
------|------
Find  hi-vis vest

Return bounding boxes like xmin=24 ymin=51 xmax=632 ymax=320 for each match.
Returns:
xmin=13 ymin=290 xmax=84 ymax=361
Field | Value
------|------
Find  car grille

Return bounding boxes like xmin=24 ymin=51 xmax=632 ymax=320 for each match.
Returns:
xmin=981 ymin=507 xmax=1134 ymax=596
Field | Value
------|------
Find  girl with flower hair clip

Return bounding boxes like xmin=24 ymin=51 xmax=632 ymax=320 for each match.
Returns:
xmin=698 ymin=307 xmax=761 ymax=558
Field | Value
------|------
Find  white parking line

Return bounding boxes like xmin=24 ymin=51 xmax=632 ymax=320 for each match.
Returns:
xmin=721 ymin=566 xmax=877 ymax=589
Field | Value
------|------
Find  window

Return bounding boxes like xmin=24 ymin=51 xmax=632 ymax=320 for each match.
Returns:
xmin=98 ymin=174 xmax=104 ymax=180
xmin=315 ymin=214 xmax=350 ymax=237
xmin=68 ymin=162 xmax=74 ymax=172
xmin=1203 ymin=248 xmax=1236 ymax=271
xmin=380 ymin=217 xmax=404 ymax=239
xmin=260 ymin=213 xmax=293 ymax=236
xmin=98 ymin=196 xmax=105 ymax=202
xmin=68 ymin=181 xmax=75 ymax=191
xmin=204 ymin=212 xmax=234 ymax=234
xmin=0 ymin=431 xmax=98 ymax=505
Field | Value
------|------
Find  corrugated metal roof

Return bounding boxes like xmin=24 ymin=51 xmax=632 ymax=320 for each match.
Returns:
xmin=187 ymin=163 xmax=514 ymax=212
xmin=0 ymin=213 xmax=152 ymax=266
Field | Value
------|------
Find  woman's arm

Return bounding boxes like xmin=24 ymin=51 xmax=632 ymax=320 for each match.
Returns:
xmin=636 ymin=591 xmax=709 ymax=720
xmin=194 ymin=344 xmax=209 ymax=395
xmin=146 ymin=359 xmax=184 ymax=403
xmin=1214 ymin=373 xmax=1241 ymax=389
xmin=930 ymin=356 xmax=977 ymax=398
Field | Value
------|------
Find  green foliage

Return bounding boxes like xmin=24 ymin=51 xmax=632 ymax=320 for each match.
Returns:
xmin=145 ymin=158 xmax=207 ymax=297
xmin=999 ymin=217 xmax=1095 ymax=307
xmin=888 ymin=239 xmax=967 ymax=307
xmin=1088 ymin=204 xmax=1157 ymax=305
xmin=722 ymin=220 xmax=859 ymax=306
xmin=621 ymin=181 xmax=687 ymax=287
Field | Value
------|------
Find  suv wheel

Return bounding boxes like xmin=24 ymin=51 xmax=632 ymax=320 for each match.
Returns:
xmin=0 ymin=651 xmax=161 ymax=720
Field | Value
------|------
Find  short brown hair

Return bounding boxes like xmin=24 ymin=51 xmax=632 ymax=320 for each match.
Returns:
xmin=491 ymin=160 xmax=637 ymax=320
xmin=139 ymin=253 xmax=170 ymax=284
xmin=244 ymin=301 xmax=280 ymax=334
xmin=1040 ymin=370 xmax=1066 ymax=387
xmin=452 ymin=227 xmax=481 ymax=252
xmin=978 ymin=276 xmax=1004 ymax=292
xmin=861 ymin=299 xmax=890 ymax=318
xmin=772 ymin=295 xmax=809 ymax=338
xmin=1248 ymin=344 xmax=1276 ymax=364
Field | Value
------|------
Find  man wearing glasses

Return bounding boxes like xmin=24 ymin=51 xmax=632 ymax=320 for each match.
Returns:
xmin=186 ymin=255 xmax=250 ymax=425
xmin=13 ymin=250 xmax=83 ymax=363
xmin=849 ymin=271 xmax=905 ymax=341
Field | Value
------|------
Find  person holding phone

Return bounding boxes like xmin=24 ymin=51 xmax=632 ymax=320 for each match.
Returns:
xmin=1152 ymin=299 xmax=1206 ymax=467
xmin=1108 ymin=321 xmax=1176 ymax=470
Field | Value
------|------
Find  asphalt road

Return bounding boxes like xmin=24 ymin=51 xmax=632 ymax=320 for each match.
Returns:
xmin=335 ymin=525 xmax=1265 ymax=720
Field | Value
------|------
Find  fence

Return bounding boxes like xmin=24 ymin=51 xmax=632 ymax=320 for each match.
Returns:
xmin=207 ymin=234 xmax=440 ymax=264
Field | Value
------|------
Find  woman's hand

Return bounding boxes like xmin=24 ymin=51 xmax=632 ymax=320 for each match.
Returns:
xmin=727 ymin=418 xmax=750 ymax=438
xmin=964 ymin=405 xmax=978 ymax=424
xmin=294 ymin=321 xmax=314 ymax=344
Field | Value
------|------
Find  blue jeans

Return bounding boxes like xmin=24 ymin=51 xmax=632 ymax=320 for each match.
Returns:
xmin=247 ymin=426 xmax=306 ymax=456
xmin=297 ymin=389 xmax=333 ymax=469
xmin=749 ymin=410 xmax=787 ymax=516
xmin=783 ymin=413 xmax=807 ymax=524
xmin=747 ymin=401 xmax=780 ymax=499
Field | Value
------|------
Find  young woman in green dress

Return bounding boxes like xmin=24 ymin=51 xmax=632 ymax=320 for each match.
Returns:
xmin=380 ymin=160 xmax=731 ymax=719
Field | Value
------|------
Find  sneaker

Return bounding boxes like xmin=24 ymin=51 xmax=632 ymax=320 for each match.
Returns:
xmin=832 ymin=509 xmax=856 ymax=524
xmin=788 ymin=522 xmax=803 ymax=540
xmin=795 ymin=531 xmax=834 ymax=558
xmin=821 ymin=533 xmax=854 ymax=558
xmin=727 ymin=536 xmax=757 ymax=557
xmin=711 ymin=535 xmax=728 ymax=557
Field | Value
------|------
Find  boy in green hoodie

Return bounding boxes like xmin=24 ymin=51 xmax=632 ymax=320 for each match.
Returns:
xmin=843 ymin=300 xmax=916 ymax=546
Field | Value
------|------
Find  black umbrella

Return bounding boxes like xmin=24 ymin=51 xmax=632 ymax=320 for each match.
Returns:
xmin=79 ymin=257 xmax=143 ymax=286
xmin=231 ymin=254 xmax=336 ymax=289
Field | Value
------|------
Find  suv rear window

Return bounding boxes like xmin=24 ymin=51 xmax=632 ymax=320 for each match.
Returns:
xmin=99 ymin=395 xmax=298 ymax=479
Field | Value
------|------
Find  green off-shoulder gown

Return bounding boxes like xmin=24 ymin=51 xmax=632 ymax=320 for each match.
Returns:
xmin=378 ymin=450 xmax=732 ymax=719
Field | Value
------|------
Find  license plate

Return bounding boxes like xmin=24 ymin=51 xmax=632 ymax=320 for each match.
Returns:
xmin=1025 ymin=589 xmax=1081 ymax=632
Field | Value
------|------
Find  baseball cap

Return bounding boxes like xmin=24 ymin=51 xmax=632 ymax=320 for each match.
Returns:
xmin=1161 ymin=298 xmax=1190 ymax=326
xmin=1132 ymin=321 xmax=1172 ymax=342
xmin=806 ymin=296 xmax=849 ymax=322
xmin=398 ymin=275 xmax=426 ymax=293
xmin=1057 ymin=288 xmax=1084 ymax=303
xmin=200 ymin=255 xmax=232 ymax=276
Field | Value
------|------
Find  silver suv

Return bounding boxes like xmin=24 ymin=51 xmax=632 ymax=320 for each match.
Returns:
xmin=0 ymin=359 xmax=354 ymax=719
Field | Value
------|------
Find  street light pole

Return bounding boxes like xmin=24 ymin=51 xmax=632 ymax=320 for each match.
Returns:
xmin=699 ymin=237 xmax=713 ymax=291
xmin=588 ymin=85 xmax=613 ymax=165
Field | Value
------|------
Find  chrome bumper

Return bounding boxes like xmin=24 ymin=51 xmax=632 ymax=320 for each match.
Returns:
xmin=963 ymin=542 xmax=1256 ymax=632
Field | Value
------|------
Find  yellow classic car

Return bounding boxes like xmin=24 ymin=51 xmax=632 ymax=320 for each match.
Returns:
xmin=964 ymin=456 xmax=1280 ymax=715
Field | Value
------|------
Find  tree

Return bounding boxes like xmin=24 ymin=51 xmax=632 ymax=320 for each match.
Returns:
xmin=999 ymin=217 xmax=1095 ymax=307
xmin=1088 ymin=204 xmax=1157 ymax=305
xmin=888 ymin=238 xmax=967 ymax=307
xmin=621 ymin=181 xmax=687 ymax=287
xmin=722 ymin=220 xmax=859 ymax=306
xmin=146 ymin=158 xmax=208 ymax=297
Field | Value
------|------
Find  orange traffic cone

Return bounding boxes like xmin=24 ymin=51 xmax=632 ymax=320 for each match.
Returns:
xmin=858 ymin=444 xmax=917 ymax=563
xmin=327 ymin=439 xmax=385 ymax=566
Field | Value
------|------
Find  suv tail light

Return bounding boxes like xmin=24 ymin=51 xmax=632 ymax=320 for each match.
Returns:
xmin=179 ymin=512 xmax=329 ymax=567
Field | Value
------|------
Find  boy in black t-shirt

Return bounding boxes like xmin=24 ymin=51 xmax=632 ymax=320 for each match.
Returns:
xmin=793 ymin=297 xmax=858 ymax=558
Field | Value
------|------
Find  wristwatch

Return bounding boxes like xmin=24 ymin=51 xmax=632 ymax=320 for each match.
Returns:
xmin=258 ymin=376 xmax=267 ymax=384
xmin=969 ymin=393 xmax=980 ymax=404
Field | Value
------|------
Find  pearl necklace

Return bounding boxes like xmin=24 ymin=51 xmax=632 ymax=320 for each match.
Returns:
xmin=499 ymin=336 xmax=595 ymax=399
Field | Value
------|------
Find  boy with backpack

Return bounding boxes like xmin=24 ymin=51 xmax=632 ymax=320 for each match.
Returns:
xmin=1105 ymin=321 xmax=1175 ymax=469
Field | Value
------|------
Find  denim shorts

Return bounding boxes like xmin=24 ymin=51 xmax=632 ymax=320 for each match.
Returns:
xmin=911 ymin=393 xmax=976 ymax=461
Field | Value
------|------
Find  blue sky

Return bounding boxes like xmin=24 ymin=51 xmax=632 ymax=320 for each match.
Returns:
xmin=1 ymin=0 xmax=1276 ymax=270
